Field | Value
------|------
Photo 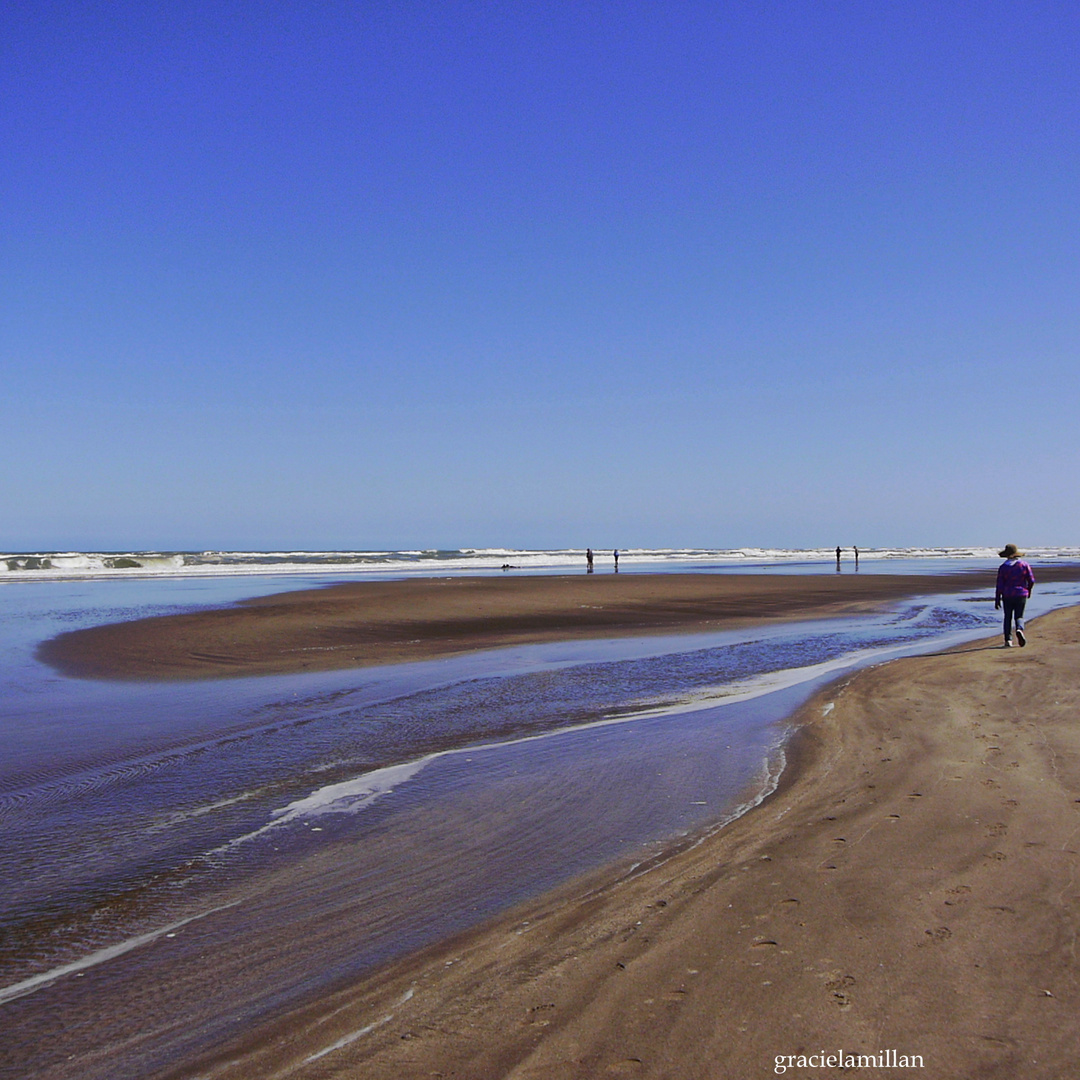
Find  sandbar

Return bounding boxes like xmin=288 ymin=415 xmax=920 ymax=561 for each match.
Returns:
xmin=37 ymin=567 xmax=1080 ymax=681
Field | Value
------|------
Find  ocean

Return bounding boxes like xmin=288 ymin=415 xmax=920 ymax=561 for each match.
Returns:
xmin=3 ymin=549 xmax=1080 ymax=1078
xmin=6 ymin=544 xmax=1080 ymax=581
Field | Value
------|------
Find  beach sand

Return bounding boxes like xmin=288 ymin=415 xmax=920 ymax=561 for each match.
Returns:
xmin=166 ymin=604 xmax=1080 ymax=1080
xmin=37 ymin=568 xmax=1080 ymax=681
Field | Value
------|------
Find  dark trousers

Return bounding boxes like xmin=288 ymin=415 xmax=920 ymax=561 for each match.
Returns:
xmin=1002 ymin=596 xmax=1027 ymax=641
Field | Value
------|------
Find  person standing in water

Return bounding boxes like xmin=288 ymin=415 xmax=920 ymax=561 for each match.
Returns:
xmin=854 ymin=545 xmax=859 ymax=569
xmin=995 ymin=543 xmax=1035 ymax=647
xmin=613 ymin=549 xmax=619 ymax=572
xmin=835 ymin=545 xmax=842 ymax=570
xmin=586 ymin=548 xmax=594 ymax=573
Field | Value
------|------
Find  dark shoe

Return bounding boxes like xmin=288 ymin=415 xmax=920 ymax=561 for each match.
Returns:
xmin=1017 ymin=629 xmax=1026 ymax=647
xmin=1004 ymin=639 xmax=1013 ymax=647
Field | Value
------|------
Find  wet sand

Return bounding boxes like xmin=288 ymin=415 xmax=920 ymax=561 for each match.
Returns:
xmin=37 ymin=569 xmax=1080 ymax=681
xmin=169 ymin=604 xmax=1080 ymax=1080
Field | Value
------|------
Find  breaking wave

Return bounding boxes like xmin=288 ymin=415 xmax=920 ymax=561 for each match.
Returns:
xmin=5 ymin=545 xmax=1080 ymax=582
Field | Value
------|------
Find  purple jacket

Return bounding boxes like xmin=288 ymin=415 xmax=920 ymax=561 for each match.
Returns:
xmin=996 ymin=558 xmax=1035 ymax=600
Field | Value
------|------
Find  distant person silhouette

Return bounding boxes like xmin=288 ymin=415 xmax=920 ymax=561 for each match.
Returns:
xmin=835 ymin=546 xmax=842 ymax=570
xmin=614 ymin=549 xmax=619 ymax=572
xmin=995 ymin=543 xmax=1035 ymax=647
xmin=854 ymin=545 xmax=859 ymax=569
xmin=586 ymin=548 xmax=594 ymax=573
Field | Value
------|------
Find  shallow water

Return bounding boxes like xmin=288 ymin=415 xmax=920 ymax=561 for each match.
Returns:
xmin=3 ymin=569 xmax=1080 ymax=1078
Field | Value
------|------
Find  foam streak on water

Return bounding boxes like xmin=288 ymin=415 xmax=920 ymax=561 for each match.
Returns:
xmin=0 ymin=902 xmax=239 ymax=1007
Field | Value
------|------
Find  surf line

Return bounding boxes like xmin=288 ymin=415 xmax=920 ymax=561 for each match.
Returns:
xmin=0 ymin=900 xmax=241 ymax=1006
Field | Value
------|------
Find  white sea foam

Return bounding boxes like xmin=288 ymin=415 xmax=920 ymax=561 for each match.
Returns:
xmin=4 ymin=546 xmax=1079 ymax=582
xmin=212 ymin=758 xmax=434 ymax=852
xmin=612 ymin=635 xmax=933 ymax=722
xmin=302 ymin=987 xmax=415 ymax=1063
xmin=303 ymin=1016 xmax=393 ymax=1062
xmin=269 ymin=759 xmax=431 ymax=823
xmin=0 ymin=901 xmax=240 ymax=1006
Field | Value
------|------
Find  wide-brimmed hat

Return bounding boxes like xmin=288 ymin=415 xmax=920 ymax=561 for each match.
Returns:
xmin=999 ymin=543 xmax=1023 ymax=558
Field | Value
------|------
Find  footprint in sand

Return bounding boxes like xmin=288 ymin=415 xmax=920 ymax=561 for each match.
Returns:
xmin=823 ymin=973 xmax=856 ymax=1009
xmin=824 ymin=973 xmax=856 ymax=990
xmin=606 ymin=1058 xmax=645 ymax=1074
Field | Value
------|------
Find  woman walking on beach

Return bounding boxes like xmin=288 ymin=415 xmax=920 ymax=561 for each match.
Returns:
xmin=995 ymin=543 xmax=1035 ymax=647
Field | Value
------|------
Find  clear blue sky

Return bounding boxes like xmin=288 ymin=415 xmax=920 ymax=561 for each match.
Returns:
xmin=3 ymin=1 xmax=1078 ymax=551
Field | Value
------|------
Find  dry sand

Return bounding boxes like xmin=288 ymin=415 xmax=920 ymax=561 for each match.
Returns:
xmin=40 ymin=569 xmax=1080 ymax=681
xmin=167 ymin=603 xmax=1080 ymax=1080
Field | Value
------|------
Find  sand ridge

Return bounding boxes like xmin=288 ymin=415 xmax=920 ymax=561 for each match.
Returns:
xmin=39 ymin=568 xmax=1080 ymax=681
xmin=169 ymin=605 xmax=1080 ymax=1080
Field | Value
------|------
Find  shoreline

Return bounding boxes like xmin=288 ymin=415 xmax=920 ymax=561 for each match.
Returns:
xmin=167 ymin=605 xmax=1080 ymax=1080
xmin=36 ymin=567 xmax=1080 ymax=681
